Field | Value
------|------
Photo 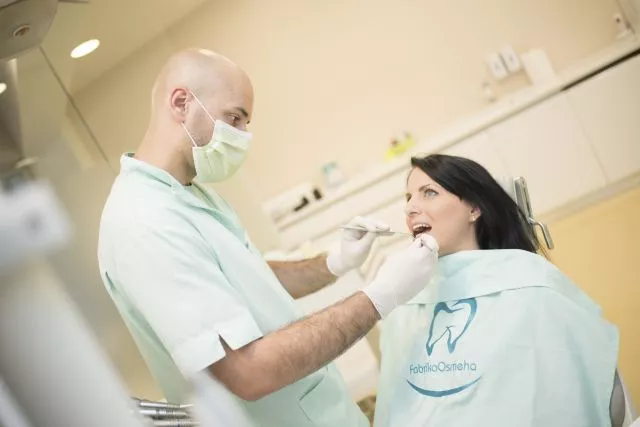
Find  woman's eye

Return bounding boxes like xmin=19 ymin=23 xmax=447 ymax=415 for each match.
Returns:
xmin=424 ymin=189 xmax=438 ymax=197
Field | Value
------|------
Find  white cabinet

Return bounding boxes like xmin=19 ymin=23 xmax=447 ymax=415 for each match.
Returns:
xmin=567 ymin=54 xmax=640 ymax=184
xmin=279 ymin=168 xmax=408 ymax=250
xmin=307 ymin=198 xmax=408 ymax=255
xmin=442 ymin=131 xmax=510 ymax=179
xmin=487 ymin=94 xmax=607 ymax=214
xmin=367 ymin=198 xmax=408 ymax=236
xmin=272 ymin=55 xmax=640 ymax=256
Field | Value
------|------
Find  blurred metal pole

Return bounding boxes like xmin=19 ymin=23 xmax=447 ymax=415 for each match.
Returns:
xmin=0 ymin=258 xmax=149 ymax=427
xmin=0 ymin=182 xmax=146 ymax=427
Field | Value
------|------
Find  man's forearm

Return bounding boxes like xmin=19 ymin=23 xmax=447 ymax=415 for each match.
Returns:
xmin=210 ymin=291 xmax=379 ymax=401
xmin=267 ymin=254 xmax=337 ymax=299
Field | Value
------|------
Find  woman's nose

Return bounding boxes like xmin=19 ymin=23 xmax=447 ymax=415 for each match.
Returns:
xmin=405 ymin=201 xmax=421 ymax=216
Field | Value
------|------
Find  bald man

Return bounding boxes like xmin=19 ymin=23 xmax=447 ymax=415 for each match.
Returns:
xmin=98 ymin=49 xmax=438 ymax=427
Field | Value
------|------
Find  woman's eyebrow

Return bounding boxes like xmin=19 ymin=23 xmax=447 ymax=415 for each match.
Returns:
xmin=419 ymin=184 xmax=437 ymax=192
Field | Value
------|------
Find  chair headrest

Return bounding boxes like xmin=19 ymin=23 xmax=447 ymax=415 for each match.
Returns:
xmin=496 ymin=176 xmax=554 ymax=250
xmin=496 ymin=176 xmax=518 ymax=205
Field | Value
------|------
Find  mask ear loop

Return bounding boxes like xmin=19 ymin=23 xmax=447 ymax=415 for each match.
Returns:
xmin=188 ymin=90 xmax=218 ymax=123
xmin=181 ymin=122 xmax=198 ymax=148
xmin=186 ymin=90 xmax=222 ymax=149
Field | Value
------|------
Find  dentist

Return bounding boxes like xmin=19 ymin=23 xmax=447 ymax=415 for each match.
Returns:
xmin=97 ymin=48 xmax=439 ymax=427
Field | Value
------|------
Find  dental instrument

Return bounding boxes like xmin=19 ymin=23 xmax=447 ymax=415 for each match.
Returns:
xmin=338 ymin=225 xmax=411 ymax=237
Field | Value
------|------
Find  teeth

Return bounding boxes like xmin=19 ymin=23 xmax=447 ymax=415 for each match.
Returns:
xmin=412 ymin=223 xmax=430 ymax=233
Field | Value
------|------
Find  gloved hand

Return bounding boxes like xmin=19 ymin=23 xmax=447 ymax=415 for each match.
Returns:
xmin=362 ymin=234 xmax=439 ymax=318
xmin=326 ymin=216 xmax=391 ymax=277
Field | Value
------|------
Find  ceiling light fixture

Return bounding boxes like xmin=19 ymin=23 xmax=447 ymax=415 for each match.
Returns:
xmin=70 ymin=39 xmax=100 ymax=59
xmin=0 ymin=82 xmax=6 ymax=96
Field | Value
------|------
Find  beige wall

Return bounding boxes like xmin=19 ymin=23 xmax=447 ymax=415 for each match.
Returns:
xmin=74 ymin=0 xmax=622 ymax=203
xmin=548 ymin=185 xmax=640 ymax=405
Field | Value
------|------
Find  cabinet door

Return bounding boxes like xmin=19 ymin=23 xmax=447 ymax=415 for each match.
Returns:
xmin=567 ymin=55 xmax=640 ymax=183
xmin=308 ymin=198 xmax=408 ymax=261
xmin=487 ymin=94 xmax=607 ymax=214
xmin=279 ymin=169 xmax=408 ymax=250
xmin=442 ymin=131 xmax=511 ymax=180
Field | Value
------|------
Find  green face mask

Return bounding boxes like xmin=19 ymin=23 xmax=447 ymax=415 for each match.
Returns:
xmin=182 ymin=92 xmax=252 ymax=183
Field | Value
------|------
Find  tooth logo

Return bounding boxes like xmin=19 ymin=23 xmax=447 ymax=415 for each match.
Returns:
xmin=426 ymin=298 xmax=477 ymax=356
xmin=406 ymin=298 xmax=481 ymax=397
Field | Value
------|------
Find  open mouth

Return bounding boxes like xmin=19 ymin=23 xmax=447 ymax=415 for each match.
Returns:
xmin=412 ymin=223 xmax=432 ymax=238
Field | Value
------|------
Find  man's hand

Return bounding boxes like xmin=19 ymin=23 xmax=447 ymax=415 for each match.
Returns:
xmin=363 ymin=233 xmax=439 ymax=318
xmin=326 ymin=216 xmax=390 ymax=277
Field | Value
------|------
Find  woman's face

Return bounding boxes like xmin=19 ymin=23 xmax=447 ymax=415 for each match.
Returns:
xmin=405 ymin=167 xmax=480 ymax=256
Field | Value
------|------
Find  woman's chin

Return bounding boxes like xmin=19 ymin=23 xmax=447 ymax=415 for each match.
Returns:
xmin=437 ymin=248 xmax=452 ymax=257
xmin=437 ymin=246 xmax=463 ymax=258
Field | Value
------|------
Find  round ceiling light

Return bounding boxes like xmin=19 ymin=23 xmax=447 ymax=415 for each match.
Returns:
xmin=0 ymin=82 xmax=6 ymax=96
xmin=70 ymin=39 xmax=100 ymax=59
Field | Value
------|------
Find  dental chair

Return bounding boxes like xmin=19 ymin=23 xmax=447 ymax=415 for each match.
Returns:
xmin=499 ymin=177 xmax=637 ymax=427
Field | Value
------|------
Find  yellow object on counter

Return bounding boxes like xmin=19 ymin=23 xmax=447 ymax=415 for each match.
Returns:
xmin=385 ymin=133 xmax=416 ymax=161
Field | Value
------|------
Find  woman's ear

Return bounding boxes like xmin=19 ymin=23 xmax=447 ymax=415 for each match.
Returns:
xmin=470 ymin=206 xmax=482 ymax=223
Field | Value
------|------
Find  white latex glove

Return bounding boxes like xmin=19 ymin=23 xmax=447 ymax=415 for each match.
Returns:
xmin=326 ymin=216 xmax=390 ymax=277
xmin=363 ymin=234 xmax=439 ymax=318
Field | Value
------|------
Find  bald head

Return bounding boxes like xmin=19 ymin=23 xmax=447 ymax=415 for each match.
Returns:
xmin=137 ymin=48 xmax=254 ymax=184
xmin=151 ymin=48 xmax=252 ymax=114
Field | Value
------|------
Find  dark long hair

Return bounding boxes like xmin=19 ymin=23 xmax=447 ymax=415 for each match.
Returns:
xmin=410 ymin=154 xmax=541 ymax=253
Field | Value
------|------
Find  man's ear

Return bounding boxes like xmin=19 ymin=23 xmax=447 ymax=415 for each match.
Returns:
xmin=169 ymin=88 xmax=189 ymax=121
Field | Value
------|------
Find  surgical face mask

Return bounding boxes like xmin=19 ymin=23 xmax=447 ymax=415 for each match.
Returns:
xmin=181 ymin=92 xmax=252 ymax=183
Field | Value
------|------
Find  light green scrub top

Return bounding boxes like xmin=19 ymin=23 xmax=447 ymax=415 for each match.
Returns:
xmin=98 ymin=154 xmax=368 ymax=427
xmin=374 ymin=250 xmax=619 ymax=427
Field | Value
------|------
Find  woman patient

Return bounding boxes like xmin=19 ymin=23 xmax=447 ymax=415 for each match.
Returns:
xmin=374 ymin=154 xmax=619 ymax=427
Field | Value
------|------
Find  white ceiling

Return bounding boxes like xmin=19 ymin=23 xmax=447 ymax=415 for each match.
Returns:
xmin=40 ymin=0 xmax=209 ymax=93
